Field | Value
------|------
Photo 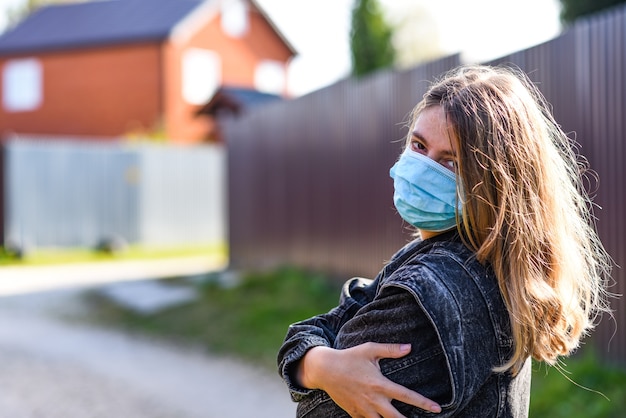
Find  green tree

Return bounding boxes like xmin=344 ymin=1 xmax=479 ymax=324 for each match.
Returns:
xmin=386 ymin=3 xmax=444 ymax=70
xmin=349 ymin=0 xmax=395 ymax=77
xmin=559 ymin=0 xmax=626 ymax=24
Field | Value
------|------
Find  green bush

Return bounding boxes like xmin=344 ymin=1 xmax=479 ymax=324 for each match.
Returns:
xmin=530 ymin=351 xmax=626 ymax=417
xmin=86 ymin=266 xmax=341 ymax=369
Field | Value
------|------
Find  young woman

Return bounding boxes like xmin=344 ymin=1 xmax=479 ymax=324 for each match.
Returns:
xmin=277 ymin=65 xmax=612 ymax=417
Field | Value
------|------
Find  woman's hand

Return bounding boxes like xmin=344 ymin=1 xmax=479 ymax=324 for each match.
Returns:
xmin=297 ymin=342 xmax=441 ymax=418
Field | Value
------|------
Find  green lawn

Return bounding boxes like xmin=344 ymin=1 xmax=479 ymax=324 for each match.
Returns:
xmin=529 ymin=352 xmax=626 ymax=417
xmin=0 ymin=243 xmax=227 ymax=267
xmin=83 ymin=266 xmax=626 ymax=417
xmin=84 ymin=266 xmax=341 ymax=369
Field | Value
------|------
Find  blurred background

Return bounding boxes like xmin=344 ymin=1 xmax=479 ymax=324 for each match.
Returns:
xmin=0 ymin=0 xmax=625 ymax=417
xmin=1 ymin=0 xmax=563 ymax=97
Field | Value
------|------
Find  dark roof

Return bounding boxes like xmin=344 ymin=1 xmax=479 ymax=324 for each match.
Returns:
xmin=0 ymin=0 xmax=205 ymax=55
xmin=196 ymin=86 xmax=282 ymax=117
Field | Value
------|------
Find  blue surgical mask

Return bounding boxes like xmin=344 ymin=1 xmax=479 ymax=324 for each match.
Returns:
xmin=389 ymin=148 xmax=461 ymax=232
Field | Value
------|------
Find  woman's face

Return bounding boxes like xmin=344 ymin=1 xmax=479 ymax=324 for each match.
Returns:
xmin=408 ymin=106 xmax=457 ymax=172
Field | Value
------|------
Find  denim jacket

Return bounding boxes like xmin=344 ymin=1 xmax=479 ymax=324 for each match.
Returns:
xmin=277 ymin=231 xmax=531 ymax=417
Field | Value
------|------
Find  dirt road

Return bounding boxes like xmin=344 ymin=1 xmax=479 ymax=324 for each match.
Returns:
xmin=0 ymin=260 xmax=297 ymax=418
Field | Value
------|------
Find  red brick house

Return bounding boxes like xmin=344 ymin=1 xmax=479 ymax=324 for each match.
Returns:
xmin=0 ymin=0 xmax=295 ymax=143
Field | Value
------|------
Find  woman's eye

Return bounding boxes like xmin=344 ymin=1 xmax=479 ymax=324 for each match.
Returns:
xmin=410 ymin=141 xmax=426 ymax=152
xmin=442 ymin=160 xmax=456 ymax=171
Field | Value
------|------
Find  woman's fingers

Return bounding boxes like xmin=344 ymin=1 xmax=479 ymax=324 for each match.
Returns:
xmin=304 ymin=343 xmax=442 ymax=416
xmin=382 ymin=380 xmax=442 ymax=413
xmin=360 ymin=343 xmax=442 ymax=414
xmin=371 ymin=342 xmax=413 ymax=359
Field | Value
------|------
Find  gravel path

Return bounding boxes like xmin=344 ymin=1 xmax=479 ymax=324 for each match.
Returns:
xmin=0 ymin=261 xmax=297 ymax=418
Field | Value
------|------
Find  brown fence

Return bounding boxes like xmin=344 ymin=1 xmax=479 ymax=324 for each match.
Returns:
xmin=225 ymin=55 xmax=461 ymax=277
xmin=224 ymin=5 xmax=626 ymax=365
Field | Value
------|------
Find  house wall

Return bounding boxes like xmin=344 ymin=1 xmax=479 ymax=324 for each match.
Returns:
xmin=0 ymin=1 xmax=293 ymax=143
xmin=163 ymin=3 xmax=293 ymax=143
xmin=218 ymin=5 xmax=294 ymax=87
xmin=0 ymin=43 xmax=162 ymax=139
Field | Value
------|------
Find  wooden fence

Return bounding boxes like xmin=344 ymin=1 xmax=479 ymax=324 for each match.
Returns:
xmin=224 ymin=5 xmax=626 ymax=365
xmin=2 ymin=137 xmax=226 ymax=251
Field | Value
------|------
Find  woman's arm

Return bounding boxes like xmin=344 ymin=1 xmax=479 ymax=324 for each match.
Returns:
xmin=298 ymin=343 xmax=442 ymax=417
xmin=278 ymin=239 xmax=424 ymax=391
xmin=291 ymin=285 xmax=449 ymax=417
xmin=277 ymin=277 xmax=378 ymax=398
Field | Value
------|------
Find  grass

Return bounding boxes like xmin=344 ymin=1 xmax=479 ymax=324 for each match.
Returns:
xmin=84 ymin=266 xmax=341 ymax=369
xmin=84 ymin=265 xmax=626 ymax=417
xmin=0 ymin=243 xmax=227 ymax=267
xmin=529 ymin=352 xmax=626 ymax=417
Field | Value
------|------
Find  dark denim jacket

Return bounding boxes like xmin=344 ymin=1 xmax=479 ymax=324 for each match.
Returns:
xmin=277 ymin=231 xmax=531 ymax=417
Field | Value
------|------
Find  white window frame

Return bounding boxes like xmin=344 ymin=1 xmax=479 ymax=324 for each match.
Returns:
xmin=2 ymin=58 xmax=43 ymax=112
xmin=182 ymin=48 xmax=221 ymax=105
xmin=221 ymin=0 xmax=249 ymax=38
xmin=254 ymin=60 xmax=285 ymax=95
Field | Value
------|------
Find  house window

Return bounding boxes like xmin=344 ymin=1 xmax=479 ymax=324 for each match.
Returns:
xmin=2 ymin=58 xmax=43 ymax=112
xmin=221 ymin=0 xmax=248 ymax=38
xmin=182 ymin=48 xmax=221 ymax=105
xmin=254 ymin=60 xmax=285 ymax=95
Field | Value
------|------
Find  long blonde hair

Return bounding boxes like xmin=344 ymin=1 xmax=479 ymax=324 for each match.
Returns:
xmin=412 ymin=65 xmax=612 ymax=374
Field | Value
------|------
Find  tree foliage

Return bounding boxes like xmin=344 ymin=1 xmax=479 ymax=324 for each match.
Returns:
xmin=559 ymin=0 xmax=626 ymax=24
xmin=349 ymin=0 xmax=395 ymax=77
xmin=387 ymin=4 xmax=444 ymax=70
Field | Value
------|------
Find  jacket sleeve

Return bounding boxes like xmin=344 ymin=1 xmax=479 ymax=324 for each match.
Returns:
xmin=277 ymin=276 xmax=378 ymax=401
xmin=289 ymin=283 xmax=456 ymax=417
xmin=333 ymin=284 xmax=455 ymax=416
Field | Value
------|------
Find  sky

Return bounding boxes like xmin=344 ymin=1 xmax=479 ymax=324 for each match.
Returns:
xmin=256 ymin=0 xmax=562 ymax=96
xmin=0 ymin=0 xmax=562 ymax=97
